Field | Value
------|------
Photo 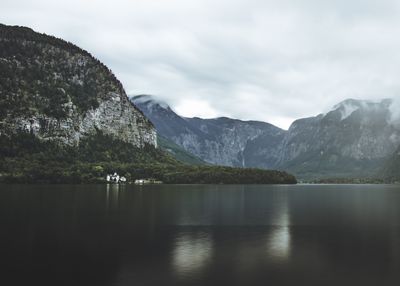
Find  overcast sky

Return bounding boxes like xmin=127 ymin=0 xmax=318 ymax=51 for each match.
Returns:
xmin=2 ymin=0 xmax=400 ymax=129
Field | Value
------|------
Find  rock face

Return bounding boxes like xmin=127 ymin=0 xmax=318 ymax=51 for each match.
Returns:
xmin=133 ymin=95 xmax=400 ymax=178
xmin=279 ymin=99 xmax=400 ymax=177
xmin=183 ymin=117 xmax=285 ymax=167
xmin=0 ymin=24 xmax=156 ymax=148
xmin=382 ymin=145 xmax=400 ymax=181
xmin=132 ymin=95 xmax=285 ymax=167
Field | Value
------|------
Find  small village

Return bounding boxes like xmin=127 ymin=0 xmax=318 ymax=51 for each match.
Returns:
xmin=106 ymin=172 xmax=163 ymax=185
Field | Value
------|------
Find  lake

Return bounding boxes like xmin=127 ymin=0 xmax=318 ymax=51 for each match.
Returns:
xmin=1 ymin=184 xmax=400 ymax=286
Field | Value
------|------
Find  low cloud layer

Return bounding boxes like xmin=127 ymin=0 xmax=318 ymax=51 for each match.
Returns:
xmin=2 ymin=0 xmax=400 ymax=129
xmin=390 ymin=99 xmax=400 ymax=125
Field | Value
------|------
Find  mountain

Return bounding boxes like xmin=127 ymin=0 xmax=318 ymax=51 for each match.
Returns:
xmin=132 ymin=95 xmax=286 ymax=168
xmin=133 ymin=95 xmax=400 ymax=179
xmin=0 ymin=24 xmax=156 ymax=147
xmin=0 ymin=24 xmax=296 ymax=185
xmin=157 ymin=135 xmax=206 ymax=165
xmin=382 ymin=146 xmax=400 ymax=181
xmin=280 ymin=99 xmax=400 ymax=178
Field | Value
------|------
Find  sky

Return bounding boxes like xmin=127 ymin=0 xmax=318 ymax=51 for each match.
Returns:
xmin=2 ymin=0 xmax=400 ymax=129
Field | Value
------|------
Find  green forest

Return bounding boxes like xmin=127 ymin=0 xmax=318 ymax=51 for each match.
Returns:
xmin=0 ymin=131 xmax=297 ymax=184
xmin=0 ymin=24 xmax=126 ymax=120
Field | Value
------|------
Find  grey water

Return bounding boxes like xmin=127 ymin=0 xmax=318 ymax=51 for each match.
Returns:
xmin=1 ymin=184 xmax=400 ymax=286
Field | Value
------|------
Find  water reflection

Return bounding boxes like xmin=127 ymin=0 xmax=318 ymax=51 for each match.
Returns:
xmin=106 ymin=183 xmax=121 ymax=211
xmin=2 ymin=184 xmax=400 ymax=286
xmin=266 ymin=190 xmax=291 ymax=261
xmin=172 ymin=232 xmax=213 ymax=278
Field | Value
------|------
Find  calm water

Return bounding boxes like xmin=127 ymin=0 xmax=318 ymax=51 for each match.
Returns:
xmin=1 ymin=184 xmax=400 ymax=286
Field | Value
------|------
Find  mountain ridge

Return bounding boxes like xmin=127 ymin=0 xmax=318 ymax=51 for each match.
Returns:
xmin=0 ymin=24 xmax=156 ymax=147
xmin=132 ymin=94 xmax=286 ymax=168
xmin=132 ymin=95 xmax=400 ymax=179
xmin=0 ymin=24 xmax=297 ymax=185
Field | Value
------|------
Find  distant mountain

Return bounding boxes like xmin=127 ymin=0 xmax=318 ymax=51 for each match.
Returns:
xmin=132 ymin=95 xmax=285 ymax=168
xmin=382 ymin=146 xmax=400 ymax=181
xmin=279 ymin=99 xmax=400 ymax=178
xmin=133 ymin=95 xmax=400 ymax=179
xmin=157 ymin=135 xmax=206 ymax=165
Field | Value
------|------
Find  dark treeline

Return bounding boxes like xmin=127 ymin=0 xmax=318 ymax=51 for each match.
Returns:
xmin=0 ymin=24 xmax=123 ymax=92
xmin=309 ymin=177 xmax=387 ymax=184
xmin=0 ymin=132 xmax=297 ymax=184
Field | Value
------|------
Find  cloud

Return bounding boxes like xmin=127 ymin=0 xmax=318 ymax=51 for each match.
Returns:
xmin=390 ymin=99 xmax=400 ymax=125
xmin=2 ymin=0 xmax=400 ymax=129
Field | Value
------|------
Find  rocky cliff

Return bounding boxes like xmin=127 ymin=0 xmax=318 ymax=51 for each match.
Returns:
xmin=184 ymin=117 xmax=285 ymax=167
xmin=382 ymin=145 xmax=400 ymax=181
xmin=279 ymin=99 xmax=400 ymax=178
xmin=132 ymin=95 xmax=285 ymax=167
xmin=133 ymin=95 xmax=400 ymax=178
xmin=0 ymin=24 xmax=156 ymax=147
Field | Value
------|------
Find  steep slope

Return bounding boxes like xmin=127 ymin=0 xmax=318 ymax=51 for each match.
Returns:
xmin=131 ymin=94 xmax=205 ymax=139
xmin=157 ymin=135 xmax=206 ymax=165
xmin=133 ymin=95 xmax=400 ymax=179
xmin=0 ymin=24 xmax=297 ymax=184
xmin=279 ymin=99 xmax=400 ymax=178
xmin=382 ymin=145 xmax=400 ymax=181
xmin=242 ymin=131 xmax=287 ymax=169
xmin=132 ymin=95 xmax=286 ymax=167
xmin=0 ymin=24 xmax=156 ymax=147
xmin=184 ymin=117 xmax=285 ymax=167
